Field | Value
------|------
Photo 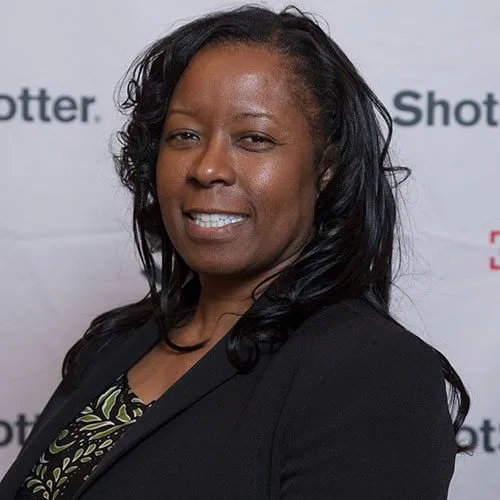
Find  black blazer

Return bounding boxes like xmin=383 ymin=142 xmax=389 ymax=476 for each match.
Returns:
xmin=0 ymin=298 xmax=456 ymax=499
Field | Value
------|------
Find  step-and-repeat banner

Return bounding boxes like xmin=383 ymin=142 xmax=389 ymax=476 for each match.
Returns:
xmin=1 ymin=1 xmax=498 ymax=497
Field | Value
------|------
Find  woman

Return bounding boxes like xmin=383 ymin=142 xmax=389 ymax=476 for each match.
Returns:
xmin=1 ymin=5 xmax=469 ymax=499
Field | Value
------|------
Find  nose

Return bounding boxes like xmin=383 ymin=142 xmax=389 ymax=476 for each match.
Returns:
xmin=187 ymin=137 xmax=236 ymax=188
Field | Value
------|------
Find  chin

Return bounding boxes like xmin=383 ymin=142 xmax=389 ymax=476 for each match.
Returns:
xmin=189 ymin=262 xmax=246 ymax=277
xmin=183 ymin=255 xmax=260 ymax=279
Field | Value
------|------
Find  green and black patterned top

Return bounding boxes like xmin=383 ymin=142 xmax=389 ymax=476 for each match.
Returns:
xmin=15 ymin=373 xmax=151 ymax=500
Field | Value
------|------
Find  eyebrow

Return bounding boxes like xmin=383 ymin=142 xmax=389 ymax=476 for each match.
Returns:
xmin=167 ymin=108 xmax=278 ymax=122
xmin=234 ymin=111 xmax=278 ymax=122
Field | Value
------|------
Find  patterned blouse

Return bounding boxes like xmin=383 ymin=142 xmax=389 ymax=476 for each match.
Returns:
xmin=15 ymin=373 xmax=152 ymax=499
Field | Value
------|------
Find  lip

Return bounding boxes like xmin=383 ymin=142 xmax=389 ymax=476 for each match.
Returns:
xmin=183 ymin=207 xmax=248 ymax=217
xmin=183 ymin=213 xmax=248 ymax=241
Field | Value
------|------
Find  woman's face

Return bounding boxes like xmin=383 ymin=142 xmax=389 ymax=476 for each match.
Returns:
xmin=156 ymin=43 xmax=319 ymax=278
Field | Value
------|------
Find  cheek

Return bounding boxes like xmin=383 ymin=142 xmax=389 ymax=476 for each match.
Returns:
xmin=156 ymin=155 xmax=178 ymax=195
xmin=155 ymin=164 xmax=183 ymax=225
xmin=249 ymin=161 xmax=317 ymax=222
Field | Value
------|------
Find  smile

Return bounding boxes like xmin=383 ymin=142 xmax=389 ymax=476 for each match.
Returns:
xmin=189 ymin=212 xmax=246 ymax=228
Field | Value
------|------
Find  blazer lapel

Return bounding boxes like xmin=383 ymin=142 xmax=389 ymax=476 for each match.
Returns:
xmin=0 ymin=318 xmax=160 ymax=498
xmin=74 ymin=331 xmax=240 ymax=498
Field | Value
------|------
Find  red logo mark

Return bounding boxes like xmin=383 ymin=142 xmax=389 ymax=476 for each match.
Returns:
xmin=490 ymin=230 xmax=500 ymax=271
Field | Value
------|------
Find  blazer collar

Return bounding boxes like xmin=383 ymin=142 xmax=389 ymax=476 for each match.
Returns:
xmin=1 ymin=291 xmax=273 ymax=498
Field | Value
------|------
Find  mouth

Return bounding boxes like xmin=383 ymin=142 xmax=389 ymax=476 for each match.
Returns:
xmin=184 ymin=211 xmax=247 ymax=229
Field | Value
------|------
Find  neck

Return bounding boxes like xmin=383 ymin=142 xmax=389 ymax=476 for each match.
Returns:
xmin=171 ymin=244 xmax=307 ymax=346
xmin=171 ymin=273 xmax=266 ymax=346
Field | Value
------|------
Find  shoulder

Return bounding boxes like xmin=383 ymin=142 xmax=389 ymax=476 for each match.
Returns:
xmin=282 ymin=298 xmax=445 ymax=394
xmin=66 ymin=316 xmax=159 ymax=384
xmin=276 ymin=299 xmax=456 ymax=497
xmin=276 ymin=297 xmax=454 ymax=450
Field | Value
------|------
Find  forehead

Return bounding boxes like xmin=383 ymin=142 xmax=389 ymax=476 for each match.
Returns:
xmin=168 ymin=44 xmax=303 ymax=120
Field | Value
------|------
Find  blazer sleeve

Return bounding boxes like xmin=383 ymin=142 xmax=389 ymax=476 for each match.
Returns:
xmin=279 ymin=332 xmax=457 ymax=499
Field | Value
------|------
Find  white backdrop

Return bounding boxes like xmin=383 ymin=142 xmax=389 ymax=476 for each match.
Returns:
xmin=0 ymin=1 xmax=498 ymax=498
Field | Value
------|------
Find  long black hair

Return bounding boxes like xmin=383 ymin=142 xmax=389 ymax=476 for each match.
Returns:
xmin=62 ymin=4 xmax=470 ymax=453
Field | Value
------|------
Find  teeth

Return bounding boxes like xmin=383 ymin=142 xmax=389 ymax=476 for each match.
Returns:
xmin=190 ymin=212 xmax=245 ymax=228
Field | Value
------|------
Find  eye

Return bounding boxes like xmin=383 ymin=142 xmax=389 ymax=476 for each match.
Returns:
xmin=239 ymin=134 xmax=276 ymax=151
xmin=165 ymin=131 xmax=200 ymax=144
